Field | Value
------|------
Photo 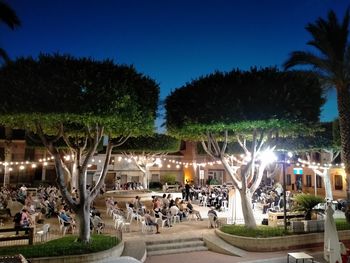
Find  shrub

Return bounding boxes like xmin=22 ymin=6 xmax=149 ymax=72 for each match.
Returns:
xmin=292 ymin=193 xmax=324 ymax=220
xmin=0 ymin=235 xmax=119 ymax=258
xmin=220 ymin=225 xmax=288 ymax=237
xmin=335 ymin=218 xmax=350 ymax=230
xmin=161 ymin=174 xmax=176 ymax=185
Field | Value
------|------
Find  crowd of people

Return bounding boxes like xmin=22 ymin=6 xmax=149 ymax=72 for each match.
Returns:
xmin=0 ymin=184 xmax=105 ymax=235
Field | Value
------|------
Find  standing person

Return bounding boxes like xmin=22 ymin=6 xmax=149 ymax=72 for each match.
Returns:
xmin=185 ymin=181 xmax=190 ymax=201
xmin=207 ymin=207 xmax=218 ymax=228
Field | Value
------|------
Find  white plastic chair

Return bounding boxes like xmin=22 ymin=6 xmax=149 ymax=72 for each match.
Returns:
xmin=36 ymin=223 xmax=50 ymax=242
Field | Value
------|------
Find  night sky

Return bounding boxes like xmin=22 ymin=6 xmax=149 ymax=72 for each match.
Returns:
xmin=1 ymin=0 xmax=348 ymax=129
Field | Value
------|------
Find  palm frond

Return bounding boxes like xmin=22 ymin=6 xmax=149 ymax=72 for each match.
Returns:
xmin=0 ymin=1 xmax=20 ymax=30
xmin=283 ymin=51 xmax=331 ymax=73
xmin=0 ymin=47 xmax=10 ymax=63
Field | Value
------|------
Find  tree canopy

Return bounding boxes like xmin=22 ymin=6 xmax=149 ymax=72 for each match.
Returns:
xmin=0 ymin=54 xmax=159 ymax=136
xmin=0 ymin=54 xmax=160 ymax=243
xmin=165 ymin=67 xmax=324 ymax=140
xmin=113 ymin=134 xmax=181 ymax=153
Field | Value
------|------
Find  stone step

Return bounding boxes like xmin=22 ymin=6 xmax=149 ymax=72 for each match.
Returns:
xmin=146 ymin=237 xmax=201 ymax=245
xmin=147 ymin=246 xmax=208 ymax=256
xmin=147 ymin=240 xmax=205 ymax=251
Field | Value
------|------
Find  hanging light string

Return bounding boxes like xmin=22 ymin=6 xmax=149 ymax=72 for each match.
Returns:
xmin=0 ymin=153 xmax=346 ymax=171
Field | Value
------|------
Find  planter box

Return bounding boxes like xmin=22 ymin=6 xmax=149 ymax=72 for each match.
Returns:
xmin=30 ymin=241 xmax=124 ymax=263
xmin=215 ymin=229 xmax=350 ymax=252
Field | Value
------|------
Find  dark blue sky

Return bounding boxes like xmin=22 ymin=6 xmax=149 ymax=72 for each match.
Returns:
xmin=2 ymin=0 xmax=347 ymax=128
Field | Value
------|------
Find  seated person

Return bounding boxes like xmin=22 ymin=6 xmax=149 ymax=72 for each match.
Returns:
xmin=14 ymin=208 xmax=32 ymax=234
xmin=169 ymin=203 xmax=183 ymax=221
xmin=207 ymin=207 xmax=218 ymax=228
xmin=59 ymin=207 xmax=76 ymax=230
xmin=91 ymin=213 xmax=105 ymax=232
xmin=186 ymin=200 xmax=203 ymax=220
xmin=144 ymin=210 xmax=160 ymax=234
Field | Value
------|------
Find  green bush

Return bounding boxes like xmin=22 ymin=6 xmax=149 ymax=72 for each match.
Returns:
xmin=0 ymin=235 xmax=119 ymax=258
xmin=161 ymin=174 xmax=176 ymax=185
xmin=220 ymin=225 xmax=288 ymax=238
xmin=335 ymin=218 xmax=350 ymax=230
xmin=292 ymin=193 xmax=324 ymax=220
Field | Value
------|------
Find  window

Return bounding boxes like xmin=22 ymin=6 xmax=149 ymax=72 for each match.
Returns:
xmin=208 ymin=170 xmax=224 ymax=184
xmin=306 ymin=175 xmax=312 ymax=187
xmin=151 ymin=174 xmax=160 ymax=182
xmin=0 ymin=147 xmax=4 ymax=161
xmin=316 ymin=175 xmax=322 ymax=188
xmin=109 ymin=156 xmax=115 ymax=165
xmin=24 ymin=148 xmax=35 ymax=161
xmin=286 ymin=174 xmax=291 ymax=185
xmin=334 ymin=174 xmax=343 ymax=190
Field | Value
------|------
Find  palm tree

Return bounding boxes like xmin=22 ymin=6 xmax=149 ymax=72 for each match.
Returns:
xmin=0 ymin=0 xmax=20 ymax=62
xmin=283 ymin=9 xmax=350 ymax=212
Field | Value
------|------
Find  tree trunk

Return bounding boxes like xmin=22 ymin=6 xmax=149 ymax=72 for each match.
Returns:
xmin=76 ymin=199 xmax=92 ymax=243
xmin=323 ymin=170 xmax=333 ymax=200
xmin=336 ymin=86 xmax=350 ymax=221
xmin=143 ymin=169 xmax=150 ymax=189
xmin=239 ymin=189 xmax=256 ymax=229
xmin=3 ymin=127 xmax=12 ymax=186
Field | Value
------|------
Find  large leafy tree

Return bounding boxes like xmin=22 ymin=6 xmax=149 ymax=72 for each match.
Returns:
xmin=0 ymin=0 xmax=21 ymax=62
xmin=283 ymin=9 xmax=350 ymax=204
xmin=277 ymin=121 xmax=339 ymax=200
xmin=0 ymin=0 xmax=21 ymax=185
xmin=165 ymin=67 xmax=324 ymax=228
xmin=0 ymin=54 xmax=159 ymax=243
xmin=115 ymin=134 xmax=180 ymax=189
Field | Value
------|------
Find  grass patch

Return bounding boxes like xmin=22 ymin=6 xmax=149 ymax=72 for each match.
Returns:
xmin=220 ymin=225 xmax=289 ymax=238
xmin=0 ymin=235 xmax=119 ymax=258
xmin=335 ymin=218 xmax=350 ymax=230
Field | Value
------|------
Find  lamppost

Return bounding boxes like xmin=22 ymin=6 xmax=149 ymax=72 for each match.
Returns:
xmin=278 ymin=151 xmax=293 ymax=232
xmin=281 ymin=153 xmax=287 ymax=232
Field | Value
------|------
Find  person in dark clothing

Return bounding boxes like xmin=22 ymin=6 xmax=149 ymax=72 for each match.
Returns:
xmin=185 ymin=183 xmax=190 ymax=201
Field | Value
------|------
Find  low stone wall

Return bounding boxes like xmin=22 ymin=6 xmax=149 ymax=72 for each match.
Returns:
xmin=215 ymin=229 xmax=350 ymax=252
xmin=30 ymin=241 xmax=124 ymax=263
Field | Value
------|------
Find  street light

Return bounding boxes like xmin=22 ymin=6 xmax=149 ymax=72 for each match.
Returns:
xmin=279 ymin=151 xmax=293 ymax=232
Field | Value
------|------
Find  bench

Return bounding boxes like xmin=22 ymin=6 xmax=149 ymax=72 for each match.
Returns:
xmin=287 ymin=252 xmax=314 ymax=262
xmin=163 ymin=185 xmax=180 ymax=192
xmin=0 ymin=227 xmax=34 ymax=245
xmin=268 ymin=211 xmax=305 ymax=227
xmin=0 ymin=254 xmax=29 ymax=263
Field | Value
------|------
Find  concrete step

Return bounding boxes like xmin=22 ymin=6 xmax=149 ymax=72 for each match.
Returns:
xmin=146 ymin=236 xmax=201 ymax=245
xmin=147 ymin=246 xmax=208 ymax=256
xmin=147 ymin=240 xmax=205 ymax=251
xmin=203 ymin=231 xmax=246 ymax=257
xmin=121 ymin=240 xmax=147 ymax=262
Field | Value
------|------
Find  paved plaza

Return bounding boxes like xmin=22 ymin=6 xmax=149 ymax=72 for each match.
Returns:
xmin=0 ymin=192 xmax=344 ymax=263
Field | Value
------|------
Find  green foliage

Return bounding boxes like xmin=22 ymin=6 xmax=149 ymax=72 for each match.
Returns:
xmin=0 ymin=54 xmax=159 ymax=137
xmin=113 ymin=134 xmax=181 ymax=153
xmin=292 ymin=193 xmax=324 ymax=220
xmin=161 ymin=174 xmax=176 ymax=185
xmin=220 ymin=224 xmax=289 ymax=237
xmin=167 ymin=119 xmax=322 ymax=142
xmin=165 ymin=67 xmax=324 ymax=137
xmin=0 ymin=235 xmax=118 ymax=258
xmin=207 ymin=178 xmax=219 ymax=185
xmin=335 ymin=218 xmax=350 ymax=230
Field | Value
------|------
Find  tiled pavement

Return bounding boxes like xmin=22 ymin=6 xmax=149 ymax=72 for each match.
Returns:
xmin=0 ymin=193 xmax=342 ymax=263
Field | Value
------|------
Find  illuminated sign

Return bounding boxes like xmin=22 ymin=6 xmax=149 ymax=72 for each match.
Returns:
xmin=293 ymin=168 xmax=303 ymax=175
